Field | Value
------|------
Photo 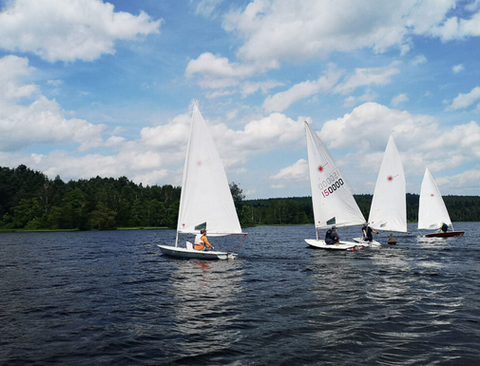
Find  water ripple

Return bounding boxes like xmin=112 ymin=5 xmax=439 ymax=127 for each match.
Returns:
xmin=1 ymin=224 xmax=479 ymax=365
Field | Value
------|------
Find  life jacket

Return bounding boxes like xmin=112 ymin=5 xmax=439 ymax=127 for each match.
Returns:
xmin=194 ymin=234 xmax=207 ymax=251
xmin=194 ymin=243 xmax=206 ymax=251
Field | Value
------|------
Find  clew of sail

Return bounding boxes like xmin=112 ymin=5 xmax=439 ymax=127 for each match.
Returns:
xmin=368 ymin=136 xmax=407 ymax=233
xmin=305 ymin=122 xmax=365 ymax=230
xmin=177 ymin=103 xmax=242 ymax=238
xmin=418 ymin=168 xmax=452 ymax=230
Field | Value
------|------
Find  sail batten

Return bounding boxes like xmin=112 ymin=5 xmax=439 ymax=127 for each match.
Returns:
xmin=368 ymin=136 xmax=407 ymax=233
xmin=305 ymin=122 xmax=365 ymax=230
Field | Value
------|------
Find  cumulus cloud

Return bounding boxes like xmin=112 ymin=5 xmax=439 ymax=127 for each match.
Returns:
xmin=392 ymin=93 xmax=408 ymax=106
xmin=222 ymin=0 xmax=464 ymax=66
xmin=185 ymin=52 xmax=259 ymax=89
xmin=263 ymin=63 xmax=398 ymax=112
xmin=0 ymin=0 xmax=161 ymax=62
xmin=319 ymin=102 xmax=480 ymax=181
xmin=0 ymin=70 xmax=309 ymax=187
xmin=240 ymin=80 xmax=284 ymax=97
xmin=212 ymin=112 xmax=308 ymax=168
xmin=0 ymin=56 xmax=111 ymax=152
xmin=428 ymin=9 xmax=480 ymax=41
xmin=0 ymin=55 xmax=37 ymax=100
xmin=436 ymin=169 xmax=480 ymax=193
xmin=187 ymin=1 xmax=480 ymax=99
xmin=447 ymin=86 xmax=480 ymax=110
xmin=334 ymin=64 xmax=400 ymax=94
xmin=343 ymin=90 xmax=378 ymax=108
xmin=411 ymin=55 xmax=427 ymax=66
xmin=263 ymin=65 xmax=342 ymax=112
xmin=270 ymin=159 xmax=308 ymax=181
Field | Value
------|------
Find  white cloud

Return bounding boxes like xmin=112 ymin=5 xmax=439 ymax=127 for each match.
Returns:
xmin=263 ymin=64 xmax=342 ymax=112
xmin=447 ymin=86 xmax=480 ymax=110
xmin=391 ymin=93 xmax=408 ymax=106
xmin=334 ymin=64 xmax=400 ymax=95
xmin=411 ymin=55 xmax=427 ymax=66
xmin=0 ymin=0 xmax=161 ymax=62
xmin=0 ymin=55 xmax=38 ymax=100
xmin=139 ymin=112 xmax=191 ymax=152
xmin=453 ymin=64 xmax=465 ymax=73
xmin=0 ymin=106 xmax=309 ymax=188
xmin=205 ymin=90 xmax=236 ymax=99
xmin=428 ymin=9 xmax=480 ymax=41
xmin=270 ymin=159 xmax=308 ymax=181
xmin=214 ymin=112 xmax=308 ymax=166
xmin=343 ymin=90 xmax=378 ymax=108
xmin=436 ymin=169 xmax=480 ymax=193
xmin=223 ymin=0 xmax=461 ymax=66
xmin=0 ymin=56 xmax=111 ymax=152
xmin=195 ymin=0 xmax=224 ymax=18
xmin=185 ymin=52 xmax=259 ymax=89
xmin=240 ymin=80 xmax=284 ymax=97
xmin=319 ymin=102 xmax=480 ymax=178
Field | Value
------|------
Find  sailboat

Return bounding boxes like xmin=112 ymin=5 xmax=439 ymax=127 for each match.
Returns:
xmin=354 ymin=135 xmax=407 ymax=245
xmin=304 ymin=122 xmax=366 ymax=250
xmin=418 ymin=168 xmax=464 ymax=238
xmin=158 ymin=103 xmax=246 ymax=260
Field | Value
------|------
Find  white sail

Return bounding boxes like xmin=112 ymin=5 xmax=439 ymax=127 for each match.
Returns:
xmin=177 ymin=103 xmax=242 ymax=237
xmin=418 ymin=168 xmax=452 ymax=230
xmin=305 ymin=122 xmax=365 ymax=230
xmin=368 ymin=135 xmax=407 ymax=233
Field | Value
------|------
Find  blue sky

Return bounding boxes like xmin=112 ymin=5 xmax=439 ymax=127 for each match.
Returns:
xmin=1 ymin=0 xmax=480 ymax=199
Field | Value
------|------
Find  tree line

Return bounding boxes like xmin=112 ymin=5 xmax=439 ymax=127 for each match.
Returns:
xmin=242 ymin=193 xmax=480 ymax=225
xmin=0 ymin=164 xmax=479 ymax=231
xmin=0 ymin=165 xmax=181 ymax=230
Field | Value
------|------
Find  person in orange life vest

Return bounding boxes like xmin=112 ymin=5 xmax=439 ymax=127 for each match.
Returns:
xmin=194 ymin=229 xmax=214 ymax=251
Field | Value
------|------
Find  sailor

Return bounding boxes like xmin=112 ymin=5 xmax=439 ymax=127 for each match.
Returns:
xmin=362 ymin=222 xmax=378 ymax=241
xmin=194 ymin=229 xmax=214 ymax=251
xmin=325 ymin=225 xmax=340 ymax=245
xmin=440 ymin=223 xmax=448 ymax=232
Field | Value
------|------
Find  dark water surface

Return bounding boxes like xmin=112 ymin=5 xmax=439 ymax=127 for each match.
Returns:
xmin=1 ymin=224 xmax=479 ymax=365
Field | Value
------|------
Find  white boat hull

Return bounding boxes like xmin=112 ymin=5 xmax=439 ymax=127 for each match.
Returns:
xmin=305 ymin=239 xmax=364 ymax=251
xmin=353 ymin=237 xmax=382 ymax=247
xmin=158 ymin=244 xmax=236 ymax=260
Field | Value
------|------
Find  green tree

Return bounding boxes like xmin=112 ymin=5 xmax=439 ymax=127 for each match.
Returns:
xmin=230 ymin=182 xmax=255 ymax=227
xmin=13 ymin=198 xmax=43 ymax=228
xmin=63 ymin=188 xmax=89 ymax=229
xmin=89 ymin=202 xmax=117 ymax=230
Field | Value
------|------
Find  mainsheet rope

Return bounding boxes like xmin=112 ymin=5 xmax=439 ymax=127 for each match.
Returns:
xmin=232 ymin=234 xmax=247 ymax=253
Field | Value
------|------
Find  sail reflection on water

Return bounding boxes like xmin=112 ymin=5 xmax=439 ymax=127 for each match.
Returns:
xmin=166 ymin=259 xmax=245 ymax=354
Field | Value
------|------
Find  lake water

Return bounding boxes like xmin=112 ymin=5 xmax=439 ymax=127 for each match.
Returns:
xmin=1 ymin=223 xmax=479 ymax=365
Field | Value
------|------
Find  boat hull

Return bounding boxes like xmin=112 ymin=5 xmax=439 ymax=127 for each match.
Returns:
xmin=424 ymin=231 xmax=465 ymax=238
xmin=305 ymin=239 xmax=364 ymax=251
xmin=353 ymin=237 xmax=381 ymax=247
xmin=157 ymin=245 xmax=236 ymax=260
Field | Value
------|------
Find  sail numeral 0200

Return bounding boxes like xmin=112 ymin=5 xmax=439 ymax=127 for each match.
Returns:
xmin=320 ymin=178 xmax=344 ymax=198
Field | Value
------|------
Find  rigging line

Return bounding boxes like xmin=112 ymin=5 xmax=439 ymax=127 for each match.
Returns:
xmin=232 ymin=234 xmax=247 ymax=253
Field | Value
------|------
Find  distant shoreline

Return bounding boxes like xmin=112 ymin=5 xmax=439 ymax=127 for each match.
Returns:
xmin=0 ymin=227 xmax=169 ymax=233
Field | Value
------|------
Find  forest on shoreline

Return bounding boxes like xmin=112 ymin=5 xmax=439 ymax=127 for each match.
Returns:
xmin=1 ymin=165 xmax=479 ymax=231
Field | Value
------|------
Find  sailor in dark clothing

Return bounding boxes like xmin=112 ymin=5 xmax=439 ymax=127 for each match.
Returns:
xmin=325 ymin=225 xmax=340 ymax=245
xmin=440 ymin=223 xmax=448 ymax=232
xmin=362 ymin=222 xmax=378 ymax=241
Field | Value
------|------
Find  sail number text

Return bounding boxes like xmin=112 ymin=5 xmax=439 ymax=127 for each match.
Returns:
xmin=318 ymin=172 xmax=344 ymax=198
